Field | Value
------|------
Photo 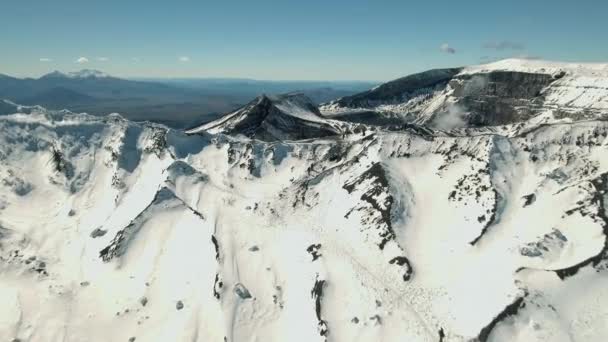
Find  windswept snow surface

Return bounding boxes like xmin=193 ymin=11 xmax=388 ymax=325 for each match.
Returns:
xmin=1 ymin=102 xmax=608 ymax=342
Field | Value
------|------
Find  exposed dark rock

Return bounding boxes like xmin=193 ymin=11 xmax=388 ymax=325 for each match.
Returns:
xmin=344 ymin=163 xmax=414 ymax=279
xmin=477 ymin=296 xmax=526 ymax=342
xmin=90 ymin=228 xmax=107 ymax=238
xmin=343 ymin=163 xmax=395 ymax=250
xmin=33 ymin=260 xmax=47 ymax=275
xmin=50 ymin=145 xmax=74 ymax=179
xmin=272 ymin=286 xmax=285 ymax=309
xmin=189 ymin=93 xmax=343 ymax=141
xmin=331 ymin=68 xmax=462 ymax=109
xmin=555 ymin=173 xmax=608 ymax=279
xmin=144 ymin=128 xmax=167 ymax=157
xmin=234 ymin=283 xmax=252 ymax=299
xmin=439 ymin=327 xmax=445 ymax=342
xmin=211 ymin=235 xmax=220 ymax=260
xmin=469 ymin=189 xmax=501 ymax=246
xmin=311 ymin=275 xmax=328 ymax=337
xmin=522 ymin=194 xmax=536 ymax=207
xmin=213 ymin=273 xmax=223 ymax=299
xmin=521 ymin=228 xmax=568 ymax=258
xmin=389 ymin=256 xmax=413 ymax=281
xmin=306 ymin=244 xmax=322 ymax=261
xmin=449 ymin=71 xmax=555 ymax=127
xmin=370 ymin=314 xmax=382 ymax=326
xmin=99 ymin=188 xmax=181 ymax=262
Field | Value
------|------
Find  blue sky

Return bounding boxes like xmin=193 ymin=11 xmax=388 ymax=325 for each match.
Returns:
xmin=1 ymin=0 xmax=607 ymax=81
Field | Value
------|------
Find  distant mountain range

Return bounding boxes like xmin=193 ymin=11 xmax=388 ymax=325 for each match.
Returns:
xmin=139 ymin=77 xmax=377 ymax=102
xmin=0 ymin=70 xmax=376 ymax=128
xmin=2 ymin=59 xmax=608 ymax=342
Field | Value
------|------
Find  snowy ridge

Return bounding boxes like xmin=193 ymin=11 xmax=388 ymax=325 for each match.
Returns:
xmin=187 ymin=93 xmax=352 ymax=141
xmin=1 ymin=98 xmax=608 ymax=342
xmin=41 ymin=69 xmax=112 ymax=79
xmin=321 ymin=58 xmax=608 ymax=128
xmin=461 ymin=58 xmax=608 ymax=76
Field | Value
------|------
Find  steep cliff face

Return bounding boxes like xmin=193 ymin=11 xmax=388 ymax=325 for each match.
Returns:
xmin=1 ymin=100 xmax=608 ymax=341
xmin=321 ymin=59 xmax=608 ymax=129
xmin=447 ymin=71 xmax=556 ymax=126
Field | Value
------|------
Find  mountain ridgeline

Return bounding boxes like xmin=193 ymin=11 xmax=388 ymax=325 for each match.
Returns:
xmin=0 ymin=70 xmax=375 ymax=129
xmin=1 ymin=59 xmax=608 ymax=342
xmin=188 ymin=59 xmax=608 ymax=141
xmin=321 ymin=58 xmax=608 ymax=130
xmin=186 ymin=93 xmax=349 ymax=141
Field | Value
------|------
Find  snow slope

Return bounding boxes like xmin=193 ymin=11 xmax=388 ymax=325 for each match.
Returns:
xmin=1 ymin=99 xmax=607 ymax=342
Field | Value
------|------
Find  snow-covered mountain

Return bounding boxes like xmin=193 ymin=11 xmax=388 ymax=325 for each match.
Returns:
xmin=41 ymin=69 xmax=113 ymax=79
xmin=187 ymin=93 xmax=354 ymax=141
xmin=321 ymin=58 xmax=608 ymax=129
xmin=1 ymin=59 xmax=608 ymax=342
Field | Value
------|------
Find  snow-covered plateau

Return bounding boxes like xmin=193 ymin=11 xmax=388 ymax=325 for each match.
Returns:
xmin=1 ymin=59 xmax=608 ymax=342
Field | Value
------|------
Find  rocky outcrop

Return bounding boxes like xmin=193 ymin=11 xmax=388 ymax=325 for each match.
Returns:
xmin=187 ymin=93 xmax=345 ymax=141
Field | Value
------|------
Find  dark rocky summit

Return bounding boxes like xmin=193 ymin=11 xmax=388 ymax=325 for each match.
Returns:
xmin=187 ymin=93 xmax=345 ymax=141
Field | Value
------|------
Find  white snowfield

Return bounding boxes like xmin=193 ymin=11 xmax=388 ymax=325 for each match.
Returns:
xmin=1 ymin=96 xmax=608 ymax=342
xmin=461 ymin=58 xmax=608 ymax=76
xmin=42 ymin=69 xmax=112 ymax=79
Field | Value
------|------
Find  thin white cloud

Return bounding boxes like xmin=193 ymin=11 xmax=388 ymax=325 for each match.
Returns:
xmin=39 ymin=58 xmax=52 ymax=62
xmin=440 ymin=43 xmax=456 ymax=54
xmin=97 ymin=57 xmax=109 ymax=62
xmin=178 ymin=56 xmax=191 ymax=62
xmin=76 ymin=57 xmax=89 ymax=64
xmin=515 ymin=54 xmax=542 ymax=60
xmin=131 ymin=57 xmax=141 ymax=62
xmin=483 ymin=41 xmax=525 ymax=51
xmin=479 ymin=55 xmax=499 ymax=63
xmin=480 ymin=54 xmax=541 ymax=64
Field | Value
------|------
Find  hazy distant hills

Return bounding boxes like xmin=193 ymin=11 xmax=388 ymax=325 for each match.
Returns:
xmin=141 ymin=77 xmax=376 ymax=103
xmin=18 ymin=87 xmax=98 ymax=108
xmin=0 ymin=70 xmax=376 ymax=128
